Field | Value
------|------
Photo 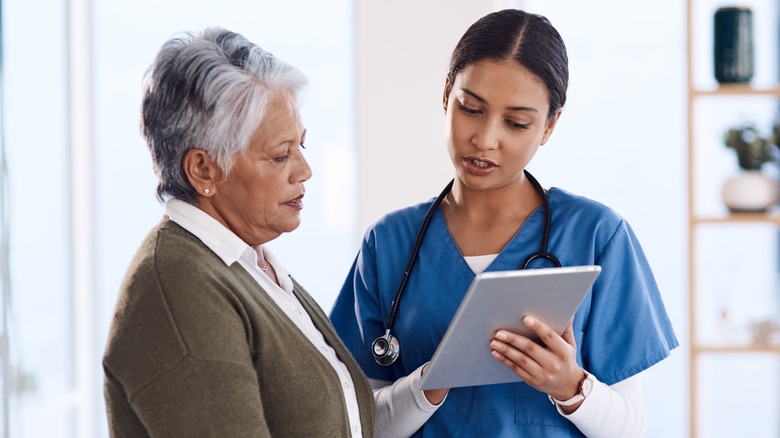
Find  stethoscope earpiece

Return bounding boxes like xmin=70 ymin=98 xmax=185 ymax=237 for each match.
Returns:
xmin=372 ymin=171 xmax=559 ymax=366
xmin=371 ymin=329 xmax=400 ymax=366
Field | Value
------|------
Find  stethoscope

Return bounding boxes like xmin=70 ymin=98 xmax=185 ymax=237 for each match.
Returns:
xmin=371 ymin=170 xmax=562 ymax=366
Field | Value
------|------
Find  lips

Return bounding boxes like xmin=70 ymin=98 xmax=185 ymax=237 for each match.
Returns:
xmin=463 ymin=157 xmax=497 ymax=175
xmin=284 ymin=194 xmax=304 ymax=210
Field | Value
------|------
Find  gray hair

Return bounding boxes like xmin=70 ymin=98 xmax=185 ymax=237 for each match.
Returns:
xmin=141 ymin=27 xmax=308 ymax=203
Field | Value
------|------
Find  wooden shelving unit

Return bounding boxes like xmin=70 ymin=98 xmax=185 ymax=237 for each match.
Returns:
xmin=692 ymin=211 xmax=780 ymax=225
xmin=692 ymin=85 xmax=780 ymax=96
xmin=686 ymin=2 xmax=780 ymax=437
xmin=694 ymin=344 xmax=780 ymax=354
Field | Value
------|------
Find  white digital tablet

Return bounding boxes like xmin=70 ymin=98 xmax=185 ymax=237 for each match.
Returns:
xmin=419 ymin=265 xmax=601 ymax=390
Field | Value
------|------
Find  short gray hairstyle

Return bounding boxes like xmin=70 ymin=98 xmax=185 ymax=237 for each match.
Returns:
xmin=141 ymin=27 xmax=308 ymax=203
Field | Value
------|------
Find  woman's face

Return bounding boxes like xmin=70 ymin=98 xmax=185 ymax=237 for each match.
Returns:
xmin=443 ymin=60 xmax=559 ymax=192
xmin=209 ymin=93 xmax=312 ymax=246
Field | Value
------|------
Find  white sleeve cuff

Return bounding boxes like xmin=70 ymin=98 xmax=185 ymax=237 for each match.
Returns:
xmin=555 ymin=372 xmax=645 ymax=438
xmin=371 ymin=364 xmax=444 ymax=438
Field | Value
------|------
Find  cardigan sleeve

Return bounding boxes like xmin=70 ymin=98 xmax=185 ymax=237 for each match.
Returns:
xmin=120 ymin=357 xmax=270 ymax=438
xmin=103 ymin=224 xmax=272 ymax=438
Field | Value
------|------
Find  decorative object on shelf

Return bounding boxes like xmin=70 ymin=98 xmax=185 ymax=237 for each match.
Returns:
xmin=748 ymin=318 xmax=779 ymax=345
xmin=721 ymin=124 xmax=779 ymax=212
xmin=714 ymin=6 xmax=754 ymax=84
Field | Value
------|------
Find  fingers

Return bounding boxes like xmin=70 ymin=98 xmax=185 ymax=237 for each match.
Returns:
xmin=489 ymin=317 xmax=558 ymax=371
xmin=561 ymin=319 xmax=575 ymax=346
xmin=524 ymin=316 xmax=561 ymax=349
xmin=494 ymin=316 xmax=577 ymax=360
xmin=490 ymin=330 xmax=544 ymax=379
xmin=523 ymin=316 xmax=575 ymax=356
xmin=489 ymin=316 xmax=580 ymax=393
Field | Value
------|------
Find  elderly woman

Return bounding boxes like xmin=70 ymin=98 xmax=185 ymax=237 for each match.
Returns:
xmin=102 ymin=28 xmax=374 ymax=437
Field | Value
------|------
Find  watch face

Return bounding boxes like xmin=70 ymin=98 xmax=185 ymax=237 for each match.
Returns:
xmin=581 ymin=375 xmax=594 ymax=396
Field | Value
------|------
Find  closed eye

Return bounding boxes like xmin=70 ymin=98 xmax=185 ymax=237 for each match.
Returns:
xmin=506 ymin=120 xmax=530 ymax=130
xmin=457 ymin=101 xmax=480 ymax=115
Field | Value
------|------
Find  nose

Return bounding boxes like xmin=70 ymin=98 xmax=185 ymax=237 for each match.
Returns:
xmin=471 ymin=118 xmax=500 ymax=150
xmin=294 ymin=151 xmax=313 ymax=183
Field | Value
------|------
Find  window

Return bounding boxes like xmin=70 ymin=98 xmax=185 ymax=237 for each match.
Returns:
xmin=3 ymin=1 xmax=356 ymax=436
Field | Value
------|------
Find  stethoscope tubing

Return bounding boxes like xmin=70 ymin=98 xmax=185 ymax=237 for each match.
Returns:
xmin=385 ymin=179 xmax=454 ymax=330
xmin=373 ymin=170 xmax=561 ymax=365
xmin=386 ymin=170 xmax=559 ymax=333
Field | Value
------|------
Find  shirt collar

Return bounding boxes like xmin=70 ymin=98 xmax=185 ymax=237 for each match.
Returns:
xmin=164 ymin=199 xmax=294 ymax=293
xmin=165 ymin=198 xmax=252 ymax=267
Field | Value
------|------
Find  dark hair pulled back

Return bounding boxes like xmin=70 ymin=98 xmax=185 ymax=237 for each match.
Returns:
xmin=447 ymin=9 xmax=569 ymax=120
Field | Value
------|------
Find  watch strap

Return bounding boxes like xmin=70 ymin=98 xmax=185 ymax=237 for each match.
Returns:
xmin=548 ymin=371 xmax=591 ymax=407
xmin=548 ymin=392 xmax=584 ymax=407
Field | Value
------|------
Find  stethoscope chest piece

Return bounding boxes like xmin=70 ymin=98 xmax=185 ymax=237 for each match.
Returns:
xmin=372 ymin=329 xmax=400 ymax=366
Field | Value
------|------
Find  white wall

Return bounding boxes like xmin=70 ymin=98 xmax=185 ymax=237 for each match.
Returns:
xmin=354 ymin=0 xmax=493 ymax=233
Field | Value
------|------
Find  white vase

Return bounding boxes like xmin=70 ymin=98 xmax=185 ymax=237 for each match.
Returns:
xmin=721 ymin=170 xmax=779 ymax=212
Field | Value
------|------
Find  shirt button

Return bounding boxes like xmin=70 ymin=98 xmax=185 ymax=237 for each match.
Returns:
xmin=343 ymin=380 xmax=351 ymax=389
xmin=295 ymin=307 xmax=304 ymax=315
xmin=352 ymin=425 xmax=359 ymax=434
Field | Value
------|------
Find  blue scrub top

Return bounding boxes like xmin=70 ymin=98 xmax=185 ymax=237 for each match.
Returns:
xmin=330 ymin=187 xmax=679 ymax=437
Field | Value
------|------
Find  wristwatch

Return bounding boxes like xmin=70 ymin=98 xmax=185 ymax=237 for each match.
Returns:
xmin=548 ymin=371 xmax=594 ymax=407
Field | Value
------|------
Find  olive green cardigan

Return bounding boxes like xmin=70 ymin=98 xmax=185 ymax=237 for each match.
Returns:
xmin=103 ymin=218 xmax=375 ymax=437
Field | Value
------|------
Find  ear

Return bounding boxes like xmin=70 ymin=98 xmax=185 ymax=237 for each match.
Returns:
xmin=540 ymin=109 xmax=563 ymax=146
xmin=182 ymin=148 xmax=222 ymax=197
xmin=442 ymin=75 xmax=452 ymax=113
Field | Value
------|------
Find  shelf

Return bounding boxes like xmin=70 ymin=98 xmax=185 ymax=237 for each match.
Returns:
xmin=692 ymin=211 xmax=780 ymax=225
xmin=691 ymin=84 xmax=780 ymax=97
xmin=693 ymin=344 xmax=780 ymax=354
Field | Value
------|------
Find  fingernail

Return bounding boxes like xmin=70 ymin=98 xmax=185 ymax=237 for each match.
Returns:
xmin=524 ymin=316 xmax=536 ymax=327
xmin=495 ymin=331 xmax=508 ymax=340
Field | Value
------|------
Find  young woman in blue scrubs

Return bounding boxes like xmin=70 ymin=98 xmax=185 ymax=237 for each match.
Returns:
xmin=331 ymin=9 xmax=678 ymax=437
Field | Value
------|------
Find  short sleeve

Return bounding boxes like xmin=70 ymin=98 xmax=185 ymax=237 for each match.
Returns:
xmin=580 ymin=220 xmax=679 ymax=384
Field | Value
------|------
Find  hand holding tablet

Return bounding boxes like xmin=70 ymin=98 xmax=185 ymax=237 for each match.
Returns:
xmin=419 ymin=265 xmax=601 ymax=390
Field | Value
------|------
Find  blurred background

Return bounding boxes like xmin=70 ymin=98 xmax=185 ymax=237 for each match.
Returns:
xmin=1 ymin=0 xmax=778 ymax=436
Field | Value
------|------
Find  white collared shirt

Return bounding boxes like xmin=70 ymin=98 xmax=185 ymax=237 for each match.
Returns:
xmin=166 ymin=199 xmax=363 ymax=437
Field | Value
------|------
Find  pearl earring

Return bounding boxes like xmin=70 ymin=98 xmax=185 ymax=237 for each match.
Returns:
xmin=204 ymin=188 xmax=210 ymax=194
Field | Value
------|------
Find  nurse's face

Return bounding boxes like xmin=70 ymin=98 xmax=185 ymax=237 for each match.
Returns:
xmin=443 ymin=60 xmax=560 ymax=192
xmin=208 ymin=93 xmax=312 ymax=246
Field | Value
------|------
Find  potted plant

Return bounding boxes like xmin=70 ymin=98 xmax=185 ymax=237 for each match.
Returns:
xmin=721 ymin=123 xmax=779 ymax=212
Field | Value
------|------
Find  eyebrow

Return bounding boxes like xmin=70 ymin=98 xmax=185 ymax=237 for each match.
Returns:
xmin=462 ymin=88 xmax=538 ymax=113
xmin=274 ymin=128 xmax=306 ymax=149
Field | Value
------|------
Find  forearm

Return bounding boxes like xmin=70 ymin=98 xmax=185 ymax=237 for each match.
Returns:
xmin=371 ymin=365 xmax=444 ymax=438
xmin=559 ymin=373 xmax=645 ymax=438
xmin=130 ymin=357 xmax=270 ymax=437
